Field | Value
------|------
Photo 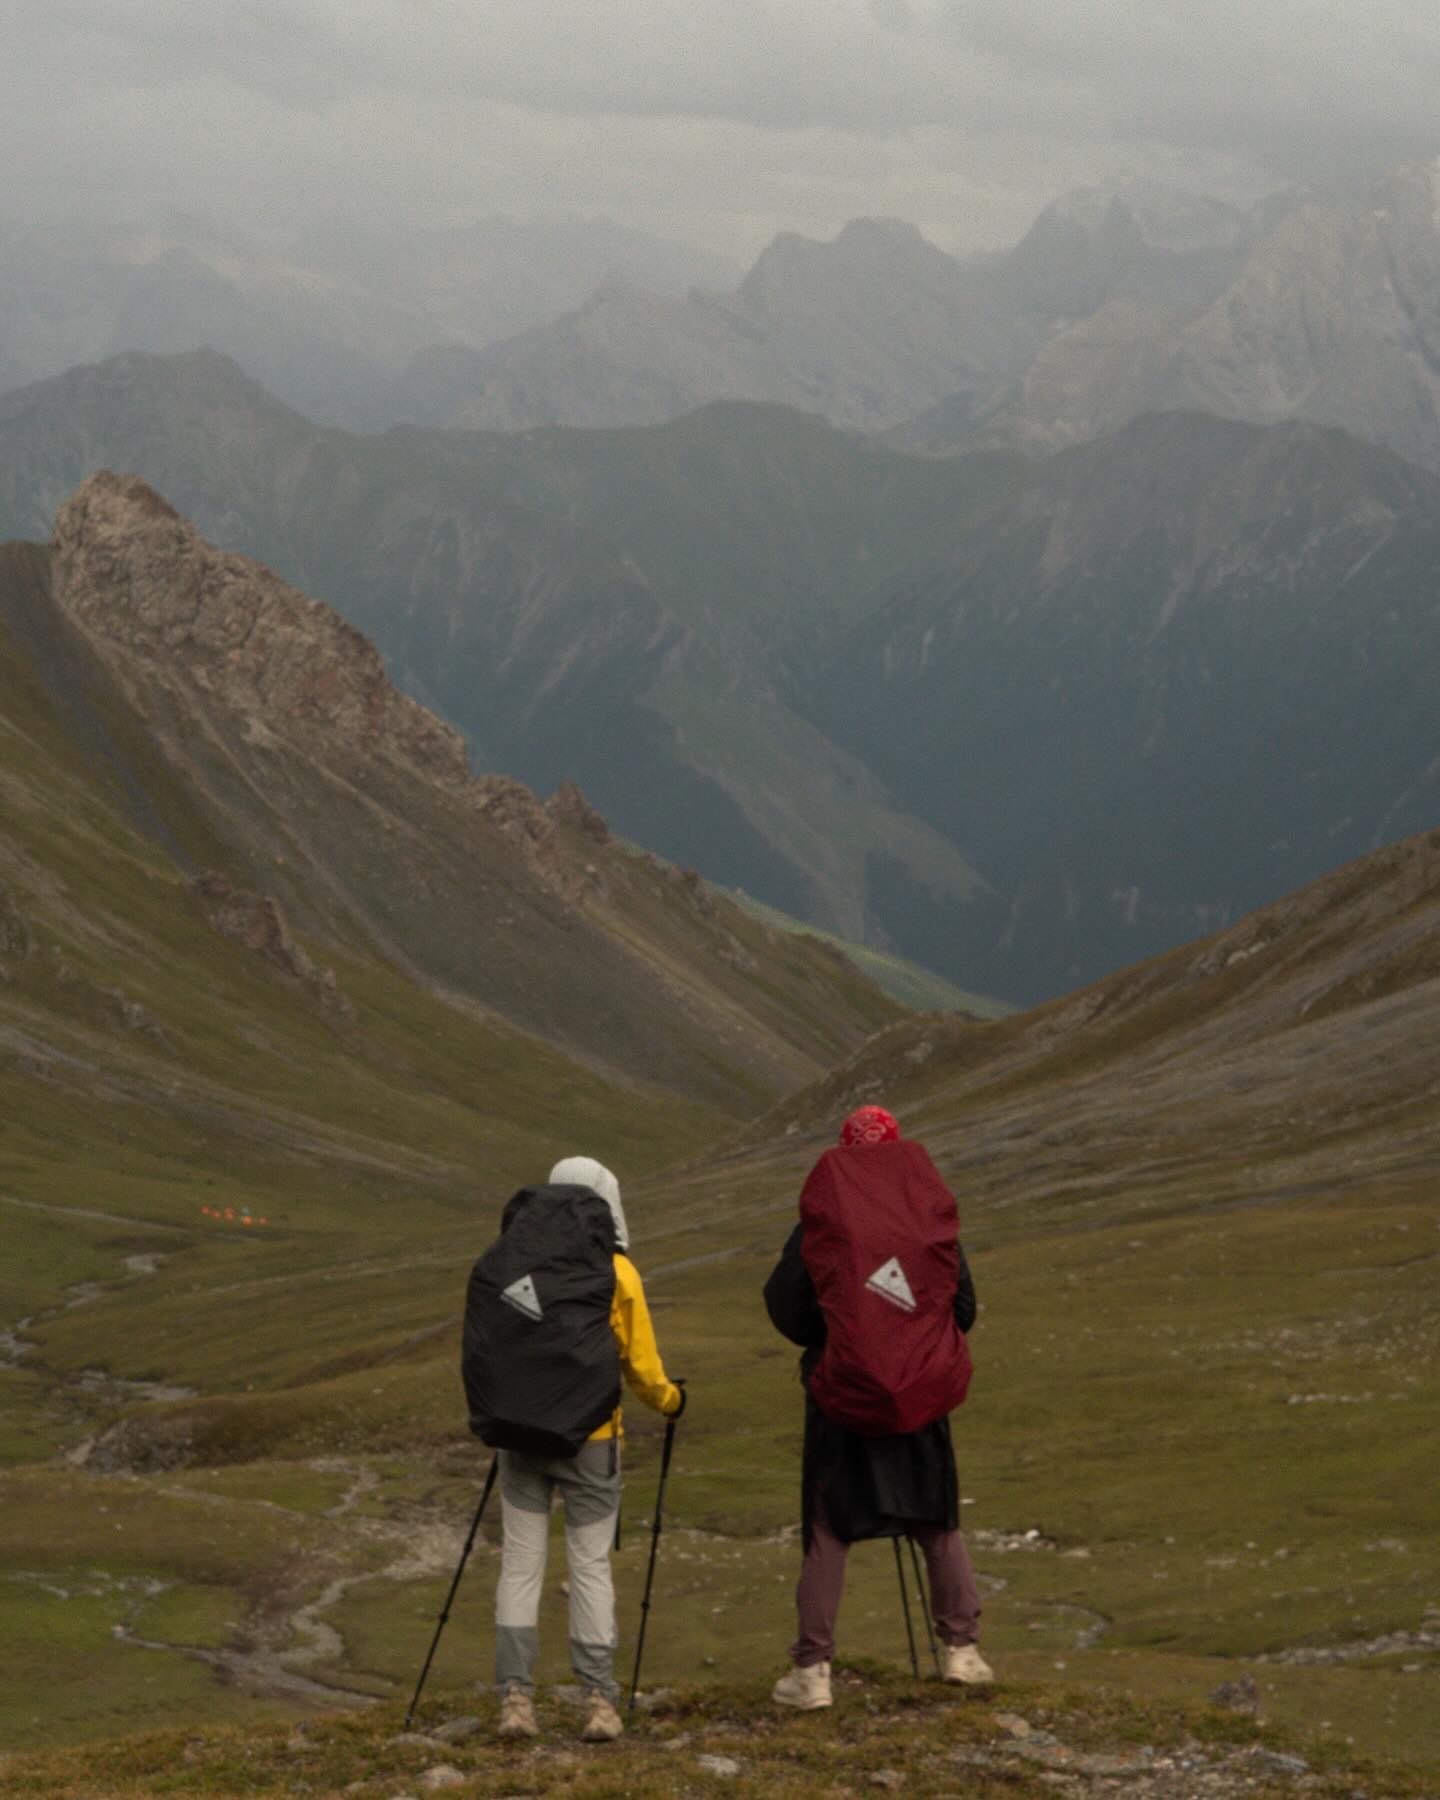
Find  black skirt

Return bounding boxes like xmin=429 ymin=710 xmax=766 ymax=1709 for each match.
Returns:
xmin=802 ymin=1392 xmax=959 ymax=1547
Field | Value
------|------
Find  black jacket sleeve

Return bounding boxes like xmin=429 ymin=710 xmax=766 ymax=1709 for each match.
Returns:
xmin=954 ymin=1243 xmax=977 ymax=1335
xmin=763 ymin=1223 xmax=826 ymax=1348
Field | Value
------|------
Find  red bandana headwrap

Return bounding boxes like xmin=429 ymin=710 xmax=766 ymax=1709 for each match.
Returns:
xmin=839 ymin=1105 xmax=900 ymax=1147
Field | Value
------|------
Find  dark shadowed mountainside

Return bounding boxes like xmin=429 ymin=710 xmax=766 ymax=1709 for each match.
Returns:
xmin=800 ymin=411 xmax=1440 ymax=997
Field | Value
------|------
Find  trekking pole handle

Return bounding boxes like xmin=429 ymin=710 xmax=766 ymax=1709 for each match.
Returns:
xmin=667 ymin=1378 xmax=687 ymax=1421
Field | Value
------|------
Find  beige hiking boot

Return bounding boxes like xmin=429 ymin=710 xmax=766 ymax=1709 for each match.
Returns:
xmin=772 ymin=1660 xmax=833 ymax=1709
xmin=580 ymin=1692 xmax=624 ymax=1741
xmin=942 ymin=1643 xmax=995 ymax=1684
xmin=497 ymin=1683 xmax=539 ymax=1737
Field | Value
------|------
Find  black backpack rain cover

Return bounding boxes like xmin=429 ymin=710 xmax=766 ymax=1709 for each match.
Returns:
xmin=462 ymin=1184 xmax=621 ymax=1458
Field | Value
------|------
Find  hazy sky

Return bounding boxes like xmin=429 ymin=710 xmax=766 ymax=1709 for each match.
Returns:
xmin=8 ymin=0 xmax=1439 ymax=257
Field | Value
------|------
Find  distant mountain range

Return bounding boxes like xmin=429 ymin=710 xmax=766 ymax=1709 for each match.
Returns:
xmin=0 ymin=212 xmax=740 ymax=431
xmin=3 ymin=351 xmax=1438 ymax=1003
xmin=395 ymin=162 xmax=1440 ymax=476
xmin=15 ymin=162 xmax=1440 ymax=477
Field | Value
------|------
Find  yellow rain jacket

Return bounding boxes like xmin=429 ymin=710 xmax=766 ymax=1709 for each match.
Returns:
xmin=589 ymin=1253 xmax=682 ymax=1439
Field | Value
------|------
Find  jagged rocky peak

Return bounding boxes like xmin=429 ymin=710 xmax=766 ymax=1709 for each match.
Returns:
xmin=46 ymin=473 xmax=628 ymax=911
xmin=739 ymin=215 xmax=949 ymax=302
xmin=833 ymin=216 xmax=936 ymax=254
xmin=1026 ymin=184 xmax=1251 ymax=253
xmin=50 ymin=471 xmax=472 ymax=787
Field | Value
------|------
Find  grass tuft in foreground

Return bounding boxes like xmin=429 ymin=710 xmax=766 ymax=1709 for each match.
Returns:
xmin=1 ymin=1671 xmax=1432 ymax=1799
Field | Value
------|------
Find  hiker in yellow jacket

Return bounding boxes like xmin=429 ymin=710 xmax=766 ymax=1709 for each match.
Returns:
xmin=494 ymin=1155 xmax=683 ymax=1744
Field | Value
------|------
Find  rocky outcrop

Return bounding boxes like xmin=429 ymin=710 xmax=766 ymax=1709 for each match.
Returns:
xmin=51 ymin=472 xmax=475 ymax=794
xmin=193 ymin=873 xmax=352 ymax=1016
xmin=547 ymin=780 xmax=610 ymax=843
xmin=47 ymin=471 xmax=637 ymax=921
xmin=49 ymin=473 xmax=622 ymax=913
xmin=472 ymin=776 xmax=606 ymax=907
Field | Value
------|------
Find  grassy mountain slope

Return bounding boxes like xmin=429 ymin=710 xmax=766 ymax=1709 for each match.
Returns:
xmin=0 ymin=477 xmax=902 ymax=1470
xmin=1 ymin=816 xmax=1435 ymax=1774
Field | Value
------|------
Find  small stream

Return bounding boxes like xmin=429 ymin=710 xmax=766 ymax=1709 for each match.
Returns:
xmin=0 ymin=1238 xmax=198 ymax=1460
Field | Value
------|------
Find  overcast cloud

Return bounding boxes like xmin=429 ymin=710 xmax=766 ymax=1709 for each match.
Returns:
xmin=6 ymin=0 xmax=1439 ymax=257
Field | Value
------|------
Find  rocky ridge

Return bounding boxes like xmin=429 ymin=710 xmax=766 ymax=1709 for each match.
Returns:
xmin=50 ymin=473 xmax=620 ymax=918
xmin=4 ymin=475 xmax=901 ymax=1107
xmin=391 ymin=190 xmax=1253 ymax=437
xmin=53 ymin=474 xmax=474 ymax=794
xmin=389 ymin=161 xmax=1440 ymax=481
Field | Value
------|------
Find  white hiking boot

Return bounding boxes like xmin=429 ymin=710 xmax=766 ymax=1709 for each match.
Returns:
xmin=942 ymin=1643 xmax=995 ymax=1685
xmin=497 ymin=1683 xmax=539 ymax=1737
xmin=772 ymin=1660 xmax=833 ymax=1709
xmin=580 ymin=1692 xmax=625 ymax=1741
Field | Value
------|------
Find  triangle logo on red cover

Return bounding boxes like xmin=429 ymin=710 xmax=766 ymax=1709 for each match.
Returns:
xmin=865 ymin=1257 xmax=916 ymax=1313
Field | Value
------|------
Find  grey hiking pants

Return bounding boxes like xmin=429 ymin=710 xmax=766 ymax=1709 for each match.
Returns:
xmin=494 ymin=1440 xmax=622 ymax=1702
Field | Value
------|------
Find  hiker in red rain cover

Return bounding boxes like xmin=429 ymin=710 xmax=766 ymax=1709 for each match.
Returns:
xmin=762 ymin=1105 xmax=992 ymax=1707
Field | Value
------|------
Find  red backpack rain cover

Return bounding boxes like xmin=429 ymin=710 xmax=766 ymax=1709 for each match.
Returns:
xmin=800 ymin=1139 xmax=972 ymax=1436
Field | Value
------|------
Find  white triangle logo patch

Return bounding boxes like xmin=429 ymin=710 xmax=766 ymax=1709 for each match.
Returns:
xmin=500 ymin=1273 xmax=543 ymax=1321
xmin=865 ymin=1257 xmax=916 ymax=1313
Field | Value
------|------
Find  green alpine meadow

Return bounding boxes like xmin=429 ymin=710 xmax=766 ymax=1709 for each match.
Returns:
xmin=1 ymin=478 xmax=1436 ymax=1798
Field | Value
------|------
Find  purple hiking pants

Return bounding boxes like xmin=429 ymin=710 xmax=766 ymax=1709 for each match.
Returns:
xmin=790 ymin=1496 xmax=982 ymax=1667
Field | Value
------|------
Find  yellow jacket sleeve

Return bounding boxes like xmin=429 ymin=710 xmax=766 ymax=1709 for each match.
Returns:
xmin=610 ymin=1254 xmax=682 ymax=1418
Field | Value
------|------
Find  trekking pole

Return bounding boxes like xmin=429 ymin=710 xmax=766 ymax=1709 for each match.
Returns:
xmin=907 ymin=1535 xmax=942 ymax=1677
xmin=627 ymin=1413 xmax=679 ymax=1713
xmin=892 ymin=1536 xmax=920 ymax=1678
xmin=404 ymin=1455 xmax=500 ymax=1729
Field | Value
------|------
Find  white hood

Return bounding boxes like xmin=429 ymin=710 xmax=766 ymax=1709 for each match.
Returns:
xmin=549 ymin=1155 xmax=629 ymax=1252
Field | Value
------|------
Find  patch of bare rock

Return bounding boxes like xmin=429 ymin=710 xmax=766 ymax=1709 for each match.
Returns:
xmin=968 ymin=1713 xmax=1323 ymax=1795
xmin=49 ymin=474 xmax=622 ymax=916
xmin=193 ymin=871 xmax=352 ymax=1015
xmin=52 ymin=473 xmax=475 ymax=791
xmin=1258 ymin=1620 xmax=1440 ymax=1667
